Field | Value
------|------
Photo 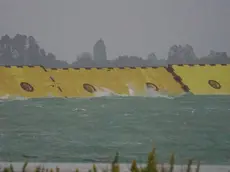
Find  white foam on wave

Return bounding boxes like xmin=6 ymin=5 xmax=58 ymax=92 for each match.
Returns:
xmin=126 ymin=84 xmax=135 ymax=96
xmin=144 ymin=87 xmax=174 ymax=99
xmin=0 ymin=92 xmax=63 ymax=102
xmin=0 ymin=85 xmax=180 ymax=101
xmin=92 ymin=84 xmax=174 ymax=99
xmin=0 ymin=94 xmax=28 ymax=102
xmin=93 ymin=87 xmax=120 ymax=97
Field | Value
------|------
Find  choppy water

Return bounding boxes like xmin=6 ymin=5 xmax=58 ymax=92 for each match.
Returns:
xmin=0 ymin=94 xmax=230 ymax=166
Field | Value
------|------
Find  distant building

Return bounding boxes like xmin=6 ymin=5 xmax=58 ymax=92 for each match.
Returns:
xmin=93 ymin=39 xmax=107 ymax=62
xmin=208 ymin=50 xmax=228 ymax=58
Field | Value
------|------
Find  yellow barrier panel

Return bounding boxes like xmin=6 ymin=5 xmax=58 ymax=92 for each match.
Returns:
xmin=48 ymin=67 xmax=129 ymax=97
xmin=47 ymin=68 xmax=77 ymax=97
xmin=0 ymin=66 xmax=21 ymax=97
xmin=172 ymin=64 xmax=230 ymax=95
xmin=140 ymin=67 xmax=185 ymax=95
xmin=47 ymin=67 xmax=184 ymax=97
xmin=0 ymin=66 xmax=61 ymax=98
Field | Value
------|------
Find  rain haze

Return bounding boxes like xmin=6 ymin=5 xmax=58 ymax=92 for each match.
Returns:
xmin=1 ymin=2 xmax=230 ymax=171
xmin=0 ymin=0 xmax=230 ymax=63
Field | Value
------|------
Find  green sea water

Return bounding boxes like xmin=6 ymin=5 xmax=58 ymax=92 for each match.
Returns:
xmin=0 ymin=95 xmax=230 ymax=165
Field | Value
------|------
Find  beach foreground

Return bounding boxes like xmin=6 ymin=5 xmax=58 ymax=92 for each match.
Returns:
xmin=0 ymin=162 xmax=230 ymax=172
xmin=1 ymin=147 xmax=230 ymax=172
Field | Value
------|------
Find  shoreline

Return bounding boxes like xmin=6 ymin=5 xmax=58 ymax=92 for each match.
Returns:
xmin=0 ymin=162 xmax=229 ymax=172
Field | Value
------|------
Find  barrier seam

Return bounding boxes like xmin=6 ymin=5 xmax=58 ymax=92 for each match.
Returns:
xmin=40 ymin=65 xmax=47 ymax=72
xmin=40 ymin=66 xmax=64 ymax=94
xmin=165 ymin=66 xmax=190 ymax=92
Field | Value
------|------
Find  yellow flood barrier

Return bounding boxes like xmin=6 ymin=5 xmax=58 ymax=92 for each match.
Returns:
xmin=171 ymin=64 xmax=230 ymax=95
xmin=0 ymin=66 xmax=61 ymax=98
xmin=47 ymin=67 xmax=129 ymax=97
xmin=139 ymin=67 xmax=186 ymax=95
xmin=47 ymin=67 xmax=185 ymax=98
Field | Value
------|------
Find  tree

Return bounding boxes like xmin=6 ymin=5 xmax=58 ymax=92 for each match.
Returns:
xmin=12 ymin=34 xmax=27 ymax=64
xmin=46 ymin=52 xmax=56 ymax=61
xmin=77 ymin=52 xmax=92 ymax=61
xmin=147 ymin=53 xmax=157 ymax=61
xmin=27 ymin=36 xmax=41 ymax=65
xmin=167 ymin=44 xmax=197 ymax=64
xmin=183 ymin=44 xmax=197 ymax=63
xmin=0 ymin=34 xmax=70 ymax=67
xmin=72 ymin=52 xmax=94 ymax=67
xmin=0 ymin=34 xmax=13 ymax=64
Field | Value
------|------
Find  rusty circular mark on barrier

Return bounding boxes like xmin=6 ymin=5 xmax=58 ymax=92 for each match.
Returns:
xmin=20 ymin=82 xmax=34 ymax=92
xmin=83 ymin=83 xmax=97 ymax=93
xmin=208 ymin=80 xmax=221 ymax=89
xmin=145 ymin=82 xmax=159 ymax=91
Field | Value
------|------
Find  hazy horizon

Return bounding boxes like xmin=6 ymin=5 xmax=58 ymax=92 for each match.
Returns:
xmin=1 ymin=0 xmax=230 ymax=63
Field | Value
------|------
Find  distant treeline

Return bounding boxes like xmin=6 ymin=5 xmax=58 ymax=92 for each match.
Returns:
xmin=0 ymin=34 xmax=230 ymax=68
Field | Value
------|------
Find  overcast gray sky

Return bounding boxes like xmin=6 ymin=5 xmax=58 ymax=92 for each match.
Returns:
xmin=0 ymin=0 xmax=230 ymax=63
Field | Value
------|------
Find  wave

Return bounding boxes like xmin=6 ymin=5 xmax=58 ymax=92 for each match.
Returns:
xmin=0 ymin=85 xmax=189 ymax=102
xmin=91 ymin=84 xmax=177 ymax=99
xmin=0 ymin=94 xmax=28 ymax=102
